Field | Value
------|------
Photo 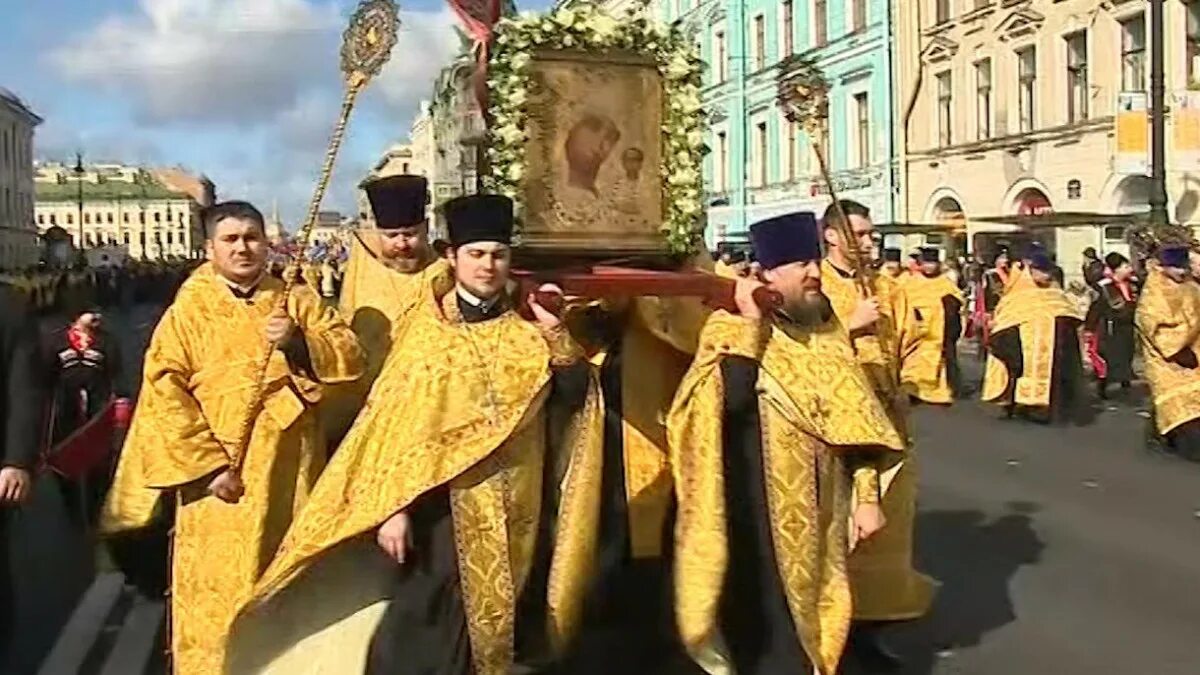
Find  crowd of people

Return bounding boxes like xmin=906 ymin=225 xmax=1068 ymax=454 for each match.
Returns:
xmin=1 ymin=173 xmax=1198 ymax=675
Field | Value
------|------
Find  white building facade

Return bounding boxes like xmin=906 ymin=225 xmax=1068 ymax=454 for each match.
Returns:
xmin=0 ymin=87 xmax=42 ymax=270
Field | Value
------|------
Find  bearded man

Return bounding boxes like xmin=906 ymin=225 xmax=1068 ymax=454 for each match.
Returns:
xmin=1137 ymin=245 xmax=1200 ymax=462
xmin=323 ymin=174 xmax=451 ymax=445
xmin=669 ymin=211 xmax=904 ymax=675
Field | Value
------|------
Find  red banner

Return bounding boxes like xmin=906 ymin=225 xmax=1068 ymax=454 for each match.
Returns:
xmin=445 ymin=0 xmax=501 ymax=111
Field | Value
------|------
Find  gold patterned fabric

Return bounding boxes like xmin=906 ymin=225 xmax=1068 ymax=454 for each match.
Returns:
xmin=668 ymin=311 xmax=903 ymax=675
xmin=900 ymin=274 xmax=963 ymax=405
xmin=1136 ymin=269 xmax=1200 ymax=433
xmin=321 ymin=233 xmax=452 ymax=441
xmin=819 ymin=260 xmax=915 ymax=434
xmin=100 ymin=263 xmax=365 ymax=675
xmin=225 ymin=288 xmax=604 ymax=675
xmin=819 ymin=260 xmax=935 ymax=621
xmin=981 ymin=286 xmax=1083 ymax=408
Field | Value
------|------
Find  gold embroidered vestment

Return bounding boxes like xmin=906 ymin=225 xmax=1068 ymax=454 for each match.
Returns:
xmin=668 ymin=312 xmax=903 ymax=675
xmin=100 ymin=264 xmax=365 ymax=675
xmin=1136 ymin=269 xmax=1200 ymax=434
xmin=225 ymin=290 xmax=603 ymax=675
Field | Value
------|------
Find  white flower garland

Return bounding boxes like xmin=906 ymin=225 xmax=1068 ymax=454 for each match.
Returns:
xmin=485 ymin=7 xmax=707 ymax=255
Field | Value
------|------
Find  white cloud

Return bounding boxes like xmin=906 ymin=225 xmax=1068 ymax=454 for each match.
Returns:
xmin=52 ymin=0 xmax=342 ymax=124
xmin=50 ymin=0 xmax=459 ymax=127
xmin=46 ymin=0 xmax=464 ymax=225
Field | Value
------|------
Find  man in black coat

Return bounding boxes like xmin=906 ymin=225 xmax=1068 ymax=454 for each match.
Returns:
xmin=0 ymin=286 xmax=46 ymax=656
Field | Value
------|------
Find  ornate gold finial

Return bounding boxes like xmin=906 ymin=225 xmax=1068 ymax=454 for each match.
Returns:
xmin=341 ymin=0 xmax=399 ymax=89
xmin=777 ymin=55 xmax=831 ymax=135
xmin=228 ymin=0 xmax=400 ymax=479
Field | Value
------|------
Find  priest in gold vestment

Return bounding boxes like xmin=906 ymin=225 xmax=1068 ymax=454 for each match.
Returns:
xmin=669 ymin=212 xmax=904 ymax=675
xmin=322 ymin=174 xmax=451 ymax=444
xmin=100 ymin=201 xmax=365 ymax=675
xmin=981 ymin=251 xmax=1090 ymax=424
xmin=901 ymin=248 xmax=964 ymax=404
xmin=818 ymin=201 xmax=934 ymax=669
xmin=1136 ymin=245 xmax=1200 ymax=462
xmin=225 ymin=194 xmax=604 ymax=675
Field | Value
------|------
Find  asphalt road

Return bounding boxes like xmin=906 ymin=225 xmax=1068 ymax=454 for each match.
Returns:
xmin=869 ymin=359 xmax=1200 ymax=675
xmin=7 ymin=334 xmax=1200 ymax=674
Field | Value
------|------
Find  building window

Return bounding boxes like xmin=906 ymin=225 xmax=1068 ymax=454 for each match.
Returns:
xmin=1065 ymin=31 xmax=1088 ymax=123
xmin=1189 ymin=2 xmax=1200 ymax=85
xmin=123 ymin=232 xmax=131 ymax=244
xmin=49 ymin=214 xmax=56 ymax=225
xmin=852 ymin=0 xmax=866 ymax=32
xmin=975 ymin=59 xmax=992 ymax=140
xmin=714 ymin=30 xmax=727 ymax=83
xmin=1017 ymin=46 xmax=1037 ymax=133
xmin=1121 ymin=15 xmax=1145 ymax=91
xmin=154 ymin=211 xmax=161 ymax=223
xmin=785 ymin=117 xmax=798 ymax=181
xmin=813 ymin=0 xmax=827 ymax=47
xmin=66 ymin=214 xmax=73 ymax=225
xmin=166 ymin=210 xmax=174 ymax=222
xmin=753 ymin=120 xmax=769 ymax=186
xmin=937 ymin=71 xmax=953 ymax=146
xmin=123 ymin=212 xmax=130 ymax=223
xmin=854 ymin=92 xmax=870 ymax=167
xmin=107 ymin=212 xmax=114 ymax=224
xmin=83 ymin=213 xmax=91 ymax=225
xmin=37 ymin=213 xmax=43 ymax=225
xmin=781 ymin=0 xmax=793 ymax=56
xmin=753 ymin=14 xmax=766 ymax=71
xmin=936 ymin=0 xmax=950 ymax=24
xmin=716 ymin=131 xmax=729 ymax=192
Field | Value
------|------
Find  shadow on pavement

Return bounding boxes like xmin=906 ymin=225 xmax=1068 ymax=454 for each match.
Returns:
xmin=882 ymin=503 xmax=1045 ymax=675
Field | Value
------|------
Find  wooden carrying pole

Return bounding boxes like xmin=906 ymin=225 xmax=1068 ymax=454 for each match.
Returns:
xmin=226 ymin=0 xmax=399 ymax=480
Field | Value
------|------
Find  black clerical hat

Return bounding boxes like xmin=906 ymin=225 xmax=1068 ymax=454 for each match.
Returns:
xmin=1159 ymin=246 xmax=1189 ymax=269
xmin=920 ymin=247 xmax=940 ymax=263
xmin=365 ymin=175 xmax=429 ymax=229
xmin=1104 ymin=252 xmax=1128 ymax=270
xmin=1029 ymin=251 xmax=1054 ymax=272
xmin=882 ymin=248 xmax=902 ymax=263
xmin=443 ymin=194 xmax=514 ymax=247
xmin=750 ymin=211 xmax=821 ymax=270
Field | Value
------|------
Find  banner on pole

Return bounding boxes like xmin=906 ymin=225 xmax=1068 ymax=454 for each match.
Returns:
xmin=1114 ymin=91 xmax=1149 ymax=176
xmin=1171 ymin=90 xmax=1200 ymax=172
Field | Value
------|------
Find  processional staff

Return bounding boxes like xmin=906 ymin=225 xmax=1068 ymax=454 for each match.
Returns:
xmin=226 ymin=0 xmax=400 ymax=484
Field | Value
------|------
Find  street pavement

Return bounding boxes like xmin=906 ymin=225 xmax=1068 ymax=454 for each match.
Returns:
xmin=7 ymin=334 xmax=1200 ymax=674
xmin=864 ymin=358 xmax=1200 ymax=675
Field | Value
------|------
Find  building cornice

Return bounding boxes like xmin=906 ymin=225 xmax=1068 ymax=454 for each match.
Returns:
xmin=908 ymin=117 xmax=1113 ymax=163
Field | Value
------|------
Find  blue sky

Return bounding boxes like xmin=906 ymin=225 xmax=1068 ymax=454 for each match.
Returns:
xmin=0 ymin=0 xmax=554 ymax=226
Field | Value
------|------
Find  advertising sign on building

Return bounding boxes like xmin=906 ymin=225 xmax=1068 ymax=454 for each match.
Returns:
xmin=1115 ymin=92 xmax=1149 ymax=175
xmin=1171 ymin=90 xmax=1200 ymax=172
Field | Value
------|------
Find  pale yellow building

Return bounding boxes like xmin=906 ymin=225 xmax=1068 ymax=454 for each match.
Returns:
xmin=896 ymin=0 xmax=1200 ymax=281
xmin=34 ymin=161 xmax=212 ymax=261
xmin=0 ymin=87 xmax=41 ymax=270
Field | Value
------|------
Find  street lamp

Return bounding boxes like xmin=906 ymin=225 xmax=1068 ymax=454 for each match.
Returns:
xmin=73 ymin=151 xmax=85 ymax=250
xmin=1148 ymin=0 xmax=1169 ymax=227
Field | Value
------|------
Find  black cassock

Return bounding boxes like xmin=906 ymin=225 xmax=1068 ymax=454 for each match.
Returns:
xmin=717 ymin=356 xmax=814 ymax=675
xmin=551 ymin=327 xmax=701 ymax=675
xmin=988 ymin=317 xmax=1093 ymax=425
xmin=1085 ymin=281 xmax=1137 ymax=386
xmin=0 ymin=288 xmax=45 ymax=656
